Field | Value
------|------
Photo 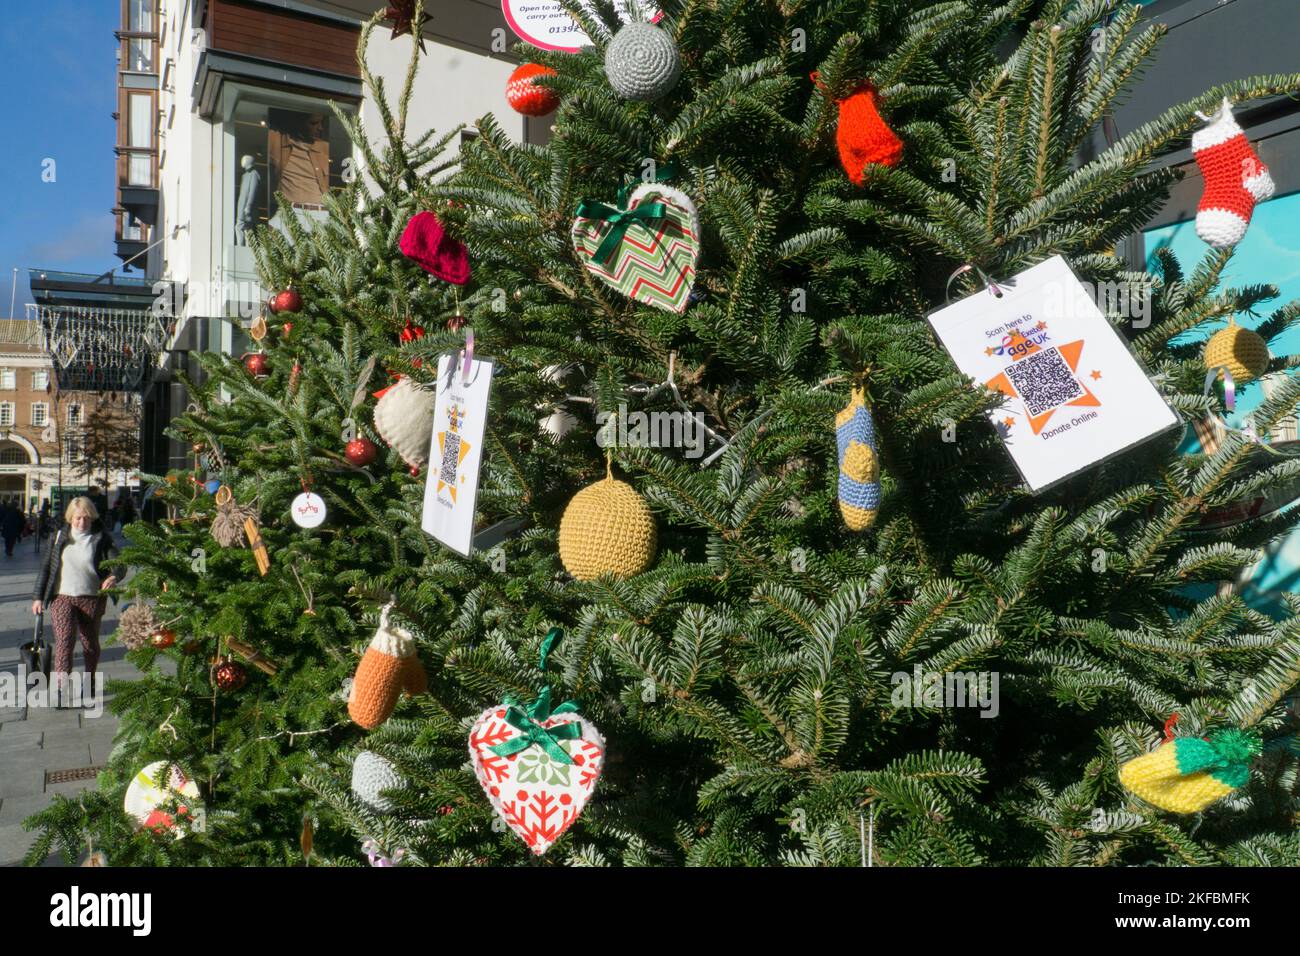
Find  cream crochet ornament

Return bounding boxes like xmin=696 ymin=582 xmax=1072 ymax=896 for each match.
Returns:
xmin=351 ymin=751 xmax=406 ymax=813
xmin=374 ymin=377 xmax=435 ymax=469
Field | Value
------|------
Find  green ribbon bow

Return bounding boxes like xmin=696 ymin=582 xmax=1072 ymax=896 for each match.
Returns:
xmin=489 ymin=628 xmax=582 ymax=765
xmin=614 ymin=160 xmax=681 ymax=207
xmin=576 ymin=198 xmax=668 ymax=265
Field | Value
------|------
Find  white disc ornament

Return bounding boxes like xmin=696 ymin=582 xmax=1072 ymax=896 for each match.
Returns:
xmin=124 ymin=761 xmax=203 ymax=838
xmin=291 ymin=491 xmax=327 ymax=528
xmin=468 ymin=698 xmax=605 ymax=856
xmin=374 ymin=377 xmax=436 ymax=469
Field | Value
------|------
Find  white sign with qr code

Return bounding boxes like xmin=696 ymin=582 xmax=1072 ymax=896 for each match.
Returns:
xmin=927 ymin=255 xmax=1178 ymax=493
xmin=422 ymin=352 xmax=494 ymax=556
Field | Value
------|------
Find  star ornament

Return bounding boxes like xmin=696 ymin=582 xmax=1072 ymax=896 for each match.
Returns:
xmin=435 ymin=405 xmax=470 ymax=502
xmin=984 ymin=329 xmax=1101 ymax=436
xmin=384 ymin=1 xmax=431 ymax=51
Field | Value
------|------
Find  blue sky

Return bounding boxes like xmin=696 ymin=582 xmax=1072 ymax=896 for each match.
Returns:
xmin=0 ymin=1 xmax=120 ymax=317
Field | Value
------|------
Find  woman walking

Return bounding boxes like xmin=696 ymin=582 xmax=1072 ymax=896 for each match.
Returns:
xmin=31 ymin=497 xmax=123 ymax=707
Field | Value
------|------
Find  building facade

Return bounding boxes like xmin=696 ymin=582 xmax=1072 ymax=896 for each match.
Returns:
xmin=120 ymin=0 xmax=537 ymax=477
xmin=0 ymin=317 xmax=141 ymax=513
xmin=1122 ymin=0 xmax=1300 ymax=607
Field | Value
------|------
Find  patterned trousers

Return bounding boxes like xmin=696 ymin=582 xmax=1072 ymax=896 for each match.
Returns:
xmin=50 ymin=594 xmax=106 ymax=676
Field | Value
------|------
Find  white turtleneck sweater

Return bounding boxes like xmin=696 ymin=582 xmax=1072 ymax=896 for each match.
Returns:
xmin=57 ymin=530 xmax=102 ymax=597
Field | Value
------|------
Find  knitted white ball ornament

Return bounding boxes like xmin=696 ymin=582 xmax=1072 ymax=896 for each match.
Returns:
xmin=351 ymin=751 xmax=405 ymax=814
xmin=374 ymin=377 xmax=435 ymax=469
xmin=604 ymin=22 xmax=681 ymax=102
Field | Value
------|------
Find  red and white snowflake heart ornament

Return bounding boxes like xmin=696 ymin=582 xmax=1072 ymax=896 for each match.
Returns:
xmin=468 ymin=702 xmax=605 ymax=856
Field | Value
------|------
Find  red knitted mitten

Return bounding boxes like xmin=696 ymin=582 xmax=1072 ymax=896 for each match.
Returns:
xmin=836 ymin=83 xmax=903 ymax=185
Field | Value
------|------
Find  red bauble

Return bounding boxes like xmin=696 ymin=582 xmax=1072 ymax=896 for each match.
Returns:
xmin=409 ymin=465 xmax=420 ymax=477
xmin=506 ymin=63 xmax=560 ymax=116
xmin=214 ymin=659 xmax=248 ymax=692
xmin=245 ymin=353 xmax=270 ymax=377
xmin=446 ymin=314 xmax=467 ymax=332
xmin=399 ymin=321 xmax=425 ymax=343
xmin=151 ymin=629 xmax=176 ymax=649
xmin=270 ymin=288 xmax=302 ymax=314
xmin=345 ymin=437 xmax=378 ymax=466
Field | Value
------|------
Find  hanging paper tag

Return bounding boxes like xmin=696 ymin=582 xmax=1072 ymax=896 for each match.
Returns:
xmin=927 ymin=255 xmax=1178 ymax=492
xmin=422 ymin=352 xmax=494 ymax=556
xmin=290 ymin=491 xmax=327 ymax=528
xmin=502 ymin=1 xmax=661 ymax=53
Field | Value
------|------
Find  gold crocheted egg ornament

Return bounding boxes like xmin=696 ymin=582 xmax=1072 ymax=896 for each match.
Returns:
xmin=1203 ymin=319 xmax=1270 ymax=384
xmin=558 ymin=475 xmax=657 ymax=581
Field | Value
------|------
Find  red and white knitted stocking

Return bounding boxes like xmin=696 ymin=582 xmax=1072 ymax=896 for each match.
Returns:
xmin=1193 ymin=98 xmax=1274 ymax=248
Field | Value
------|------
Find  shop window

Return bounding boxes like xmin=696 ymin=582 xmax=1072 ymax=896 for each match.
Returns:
xmin=127 ymin=0 xmax=154 ymax=33
xmin=1146 ymin=187 xmax=1300 ymax=610
xmin=122 ymin=212 xmax=144 ymax=241
xmin=126 ymin=38 xmax=153 ymax=72
xmin=225 ymin=90 xmax=355 ymax=244
xmin=129 ymin=93 xmax=152 ymax=148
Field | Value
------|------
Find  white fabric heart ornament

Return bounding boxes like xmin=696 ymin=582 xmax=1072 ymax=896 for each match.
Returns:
xmin=468 ymin=698 xmax=605 ymax=856
xmin=374 ymin=377 xmax=435 ymax=469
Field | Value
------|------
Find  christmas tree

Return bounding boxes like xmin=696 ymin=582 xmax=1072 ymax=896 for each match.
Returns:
xmin=27 ymin=0 xmax=1300 ymax=867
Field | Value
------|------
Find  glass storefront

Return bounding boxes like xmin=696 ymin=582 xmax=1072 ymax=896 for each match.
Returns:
xmin=214 ymin=83 xmax=355 ymax=331
xmin=1147 ymin=188 xmax=1300 ymax=614
xmin=222 ymin=86 xmax=354 ymax=244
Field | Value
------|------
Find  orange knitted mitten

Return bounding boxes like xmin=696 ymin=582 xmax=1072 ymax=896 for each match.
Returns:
xmin=836 ymin=84 xmax=903 ymax=185
xmin=402 ymin=655 xmax=428 ymax=696
xmin=349 ymin=606 xmax=421 ymax=730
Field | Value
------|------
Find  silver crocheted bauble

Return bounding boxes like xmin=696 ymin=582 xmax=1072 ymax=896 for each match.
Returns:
xmin=604 ymin=22 xmax=681 ymax=102
xmin=351 ymin=751 xmax=405 ymax=813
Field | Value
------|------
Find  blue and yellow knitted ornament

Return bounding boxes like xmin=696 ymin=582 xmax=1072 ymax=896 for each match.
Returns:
xmin=1119 ymin=728 xmax=1261 ymax=814
xmin=835 ymin=386 xmax=881 ymax=531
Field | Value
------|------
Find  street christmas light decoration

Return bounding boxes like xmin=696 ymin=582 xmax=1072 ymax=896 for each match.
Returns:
xmin=33 ymin=304 xmax=162 ymax=392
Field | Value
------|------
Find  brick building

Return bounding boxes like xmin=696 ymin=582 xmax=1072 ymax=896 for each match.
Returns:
xmin=0 ymin=316 xmax=143 ymax=515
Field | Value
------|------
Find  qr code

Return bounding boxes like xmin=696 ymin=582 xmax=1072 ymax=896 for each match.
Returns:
xmin=439 ymin=433 xmax=461 ymax=486
xmin=1004 ymin=347 xmax=1084 ymax=417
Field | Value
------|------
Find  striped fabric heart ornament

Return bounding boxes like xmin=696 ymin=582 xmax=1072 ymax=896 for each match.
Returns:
xmin=571 ymin=184 xmax=699 ymax=314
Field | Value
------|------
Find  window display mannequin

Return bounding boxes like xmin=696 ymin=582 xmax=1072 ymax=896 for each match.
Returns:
xmin=235 ymin=155 xmax=261 ymax=245
xmin=268 ymin=110 xmax=330 ymax=210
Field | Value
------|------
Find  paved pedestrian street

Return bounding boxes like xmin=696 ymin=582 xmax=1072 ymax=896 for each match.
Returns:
xmin=0 ymin=534 xmax=143 ymax=866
